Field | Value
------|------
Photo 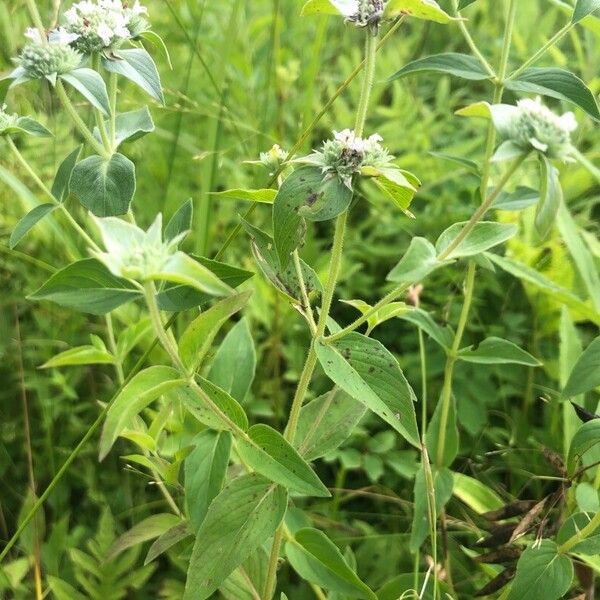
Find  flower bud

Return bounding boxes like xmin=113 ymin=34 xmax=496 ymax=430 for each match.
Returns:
xmin=0 ymin=105 xmax=19 ymax=135
xmin=17 ymin=41 xmax=82 ymax=79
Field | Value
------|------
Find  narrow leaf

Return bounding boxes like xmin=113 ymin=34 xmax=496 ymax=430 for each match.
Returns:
xmin=10 ymin=203 xmax=56 ymax=248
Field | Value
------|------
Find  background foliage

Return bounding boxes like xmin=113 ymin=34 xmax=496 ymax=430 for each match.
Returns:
xmin=0 ymin=0 xmax=599 ymax=598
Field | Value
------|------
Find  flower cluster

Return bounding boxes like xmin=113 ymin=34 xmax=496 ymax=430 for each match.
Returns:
xmin=16 ymin=29 xmax=82 ymax=80
xmin=0 ymin=105 xmax=19 ymax=135
xmin=348 ymin=0 xmax=385 ymax=30
xmin=305 ymin=129 xmax=393 ymax=187
xmin=63 ymin=0 xmax=149 ymax=54
xmin=508 ymin=97 xmax=577 ymax=160
xmin=259 ymin=144 xmax=289 ymax=173
xmin=92 ymin=214 xmax=184 ymax=282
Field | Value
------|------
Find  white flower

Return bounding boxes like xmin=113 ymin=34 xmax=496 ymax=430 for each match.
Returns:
xmin=0 ymin=104 xmax=19 ymax=134
xmin=92 ymin=214 xmax=186 ymax=282
xmin=301 ymin=128 xmax=393 ymax=187
xmin=326 ymin=0 xmax=385 ymax=28
xmin=48 ymin=27 xmax=80 ymax=45
xmin=491 ymin=96 xmax=577 ymax=161
xmin=24 ymin=27 xmax=43 ymax=43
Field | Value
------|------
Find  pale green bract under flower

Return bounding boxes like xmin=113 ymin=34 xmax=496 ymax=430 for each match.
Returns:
xmin=92 ymin=214 xmax=186 ymax=282
xmin=301 ymin=129 xmax=394 ymax=187
xmin=17 ymin=34 xmax=82 ymax=80
xmin=493 ymin=97 xmax=577 ymax=161
xmin=0 ymin=105 xmax=19 ymax=134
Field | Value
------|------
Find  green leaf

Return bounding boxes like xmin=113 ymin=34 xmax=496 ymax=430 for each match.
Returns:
xmin=48 ymin=576 xmax=87 ymax=600
xmin=29 ymin=258 xmax=142 ymax=314
xmin=557 ymin=202 xmax=600 ymax=314
xmin=156 ymin=257 xmax=253 ymax=311
xmin=295 ymin=388 xmax=366 ymax=461
xmin=99 ymin=366 xmax=185 ymax=460
xmin=557 ymin=512 xmax=600 ymax=555
xmin=95 ymin=107 xmax=155 ymax=147
xmin=220 ymin=547 xmax=269 ymax=600
xmin=145 ymin=521 xmax=192 ymax=564
xmin=457 ymin=337 xmax=541 ymax=366
xmin=368 ymin=167 xmax=418 ymax=216
xmin=242 ymin=218 xmax=322 ymax=302
xmin=436 ymin=222 xmax=517 ymax=259
xmin=536 ymin=155 xmax=562 ymax=239
xmin=508 ymin=540 xmax=573 ymax=600
xmin=151 ymin=252 xmax=234 ymax=298
xmin=426 ymin=394 xmax=458 ymax=467
xmin=389 ymin=53 xmax=490 ymax=82
xmin=70 ymin=153 xmax=136 ymax=217
xmin=51 ymin=146 xmax=82 ymax=202
xmin=5 ymin=116 xmax=52 ymax=137
xmin=273 ymin=167 xmax=351 ymax=267
xmin=384 ymin=0 xmax=456 ymax=22
xmin=176 ymin=378 xmax=249 ymax=432
xmin=341 ymin=299 xmax=409 ymax=333
xmin=183 ymin=474 xmax=287 ymax=600
xmin=208 ymin=318 xmax=256 ymax=403
xmin=485 ymin=252 xmax=600 ymax=326
xmin=452 ymin=473 xmax=503 ymax=514
xmin=399 ymin=308 xmax=454 ymax=348
xmin=60 ymin=68 xmax=110 ymax=115
xmin=165 ymin=199 xmax=193 ymax=242
xmin=185 ymin=430 xmax=232 ymax=531
xmin=286 ymin=528 xmax=377 ymax=599
xmin=315 ymin=333 xmax=420 ymax=448
xmin=41 ymin=345 xmax=115 ymax=368
xmin=458 ymin=0 xmax=478 ymax=8
xmin=505 ymin=68 xmax=600 ymax=122
xmin=429 ymin=151 xmax=481 ymax=175
xmin=102 ymin=49 xmax=164 ymax=104
xmin=301 ymin=0 xmax=354 ymax=16
xmin=572 ymin=0 xmax=600 ymax=24
xmin=237 ymin=424 xmax=330 ymax=497
xmin=564 ymin=336 xmax=600 ymax=398
xmin=567 ymin=420 xmax=600 ymax=475
xmin=9 ymin=203 xmax=56 ymax=248
xmin=387 ymin=237 xmax=441 ymax=284
xmin=493 ymin=186 xmax=539 ymax=211
xmin=212 ymin=188 xmax=277 ymax=204
xmin=107 ymin=514 xmax=181 ymax=561
xmin=410 ymin=466 xmax=454 ymax=551
xmin=179 ymin=291 xmax=252 ymax=371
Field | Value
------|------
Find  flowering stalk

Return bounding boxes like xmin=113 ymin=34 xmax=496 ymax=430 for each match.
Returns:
xmin=262 ymin=25 xmax=379 ymax=600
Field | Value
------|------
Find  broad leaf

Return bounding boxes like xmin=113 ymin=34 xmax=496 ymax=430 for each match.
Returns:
xmin=145 ymin=521 xmax=192 ymax=564
xmin=220 ymin=547 xmax=269 ymax=600
xmin=237 ymin=424 xmax=330 ymax=497
xmin=164 ymin=199 xmax=193 ymax=242
xmin=51 ymin=146 xmax=82 ymax=202
xmin=151 ymin=252 xmax=234 ymax=297
xmin=389 ymin=53 xmax=490 ymax=82
xmin=399 ymin=308 xmax=454 ymax=348
xmin=567 ymin=420 xmax=600 ymax=475
xmin=387 ymin=237 xmax=441 ymax=284
xmin=536 ymin=154 xmax=562 ymax=239
xmin=185 ymin=430 xmax=232 ymax=531
xmin=242 ymin=218 xmax=322 ymax=302
xmin=505 ymin=68 xmax=600 ymax=122
xmin=341 ymin=299 xmax=409 ymax=333
xmin=286 ymin=528 xmax=377 ymax=599
xmin=384 ymin=0 xmax=456 ymax=23
xmin=41 ymin=345 xmax=114 ymax=368
xmin=208 ymin=318 xmax=256 ymax=403
xmin=183 ymin=474 xmax=287 ymax=600
xmin=29 ymin=258 xmax=142 ymax=314
xmin=508 ymin=540 xmax=573 ymax=600
xmin=273 ymin=166 xmax=351 ymax=267
xmin=564 ymin=336 xmax=600 ymax=398
xmin=179 ymin=291 xmax=252 ymax=371
xmin=457 ymin=337 xmax=541 ymax=366
xmin=60 ymin=68 xmax=110 ymax=114
xmin=493 ymin=186 xmax=539 ymax=211
xmin=102 ymin=49 xmax=164 ymax=104
xmin=70 ymin=153 xmax=136 ymax=217
xmin=295 ymin=388 xmax=366 ymax=461
xmin=436 ymin=222 xmax=517 ymax=259
xmin=557 ymin=512 xmax=600 ymax=554
xmin=99 ymin=366 xmax=185 ymax=460
xmin=2 ymin=116 xmax=52 ymax=137
xmin=452 ymin=473 xmax=503 ymax=514
xmin=368 ymin=166 xmax=418 ymax=216
xmin=212 ymin=188 xmax=277 ymax=204
xmin=572 ymin=0 xmax=600 ymax=24
xmin=10 ymin=203 xmax=55 ymax=248
xmin=458 ymin=0 xmax=478 ymax=8
xmin=486 ymin=253 xmax=600 ymax=326
xmin=107 ymin=514 xmax=180 ymax=561
xmin=95 ymin=107 xmax=155 ymax=147
xmin=315 ymin=333 xmax=420 ymax=448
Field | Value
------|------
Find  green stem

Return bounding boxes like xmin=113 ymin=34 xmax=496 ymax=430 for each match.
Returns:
xmin=573 ymin=147 xmax=600 ymax=183
xmin=559 ymin=510 xmax=600 ymax=553
xmin=25 ymin=0 xmax=46 ymax=45
xmin=507 ymin=22 xmax=573 ymax=81
xmin=293 ymin=249 xmax=317 ymax=333
xmin=263 ymin=27 xmax=378 ymax=598
xmin=92 ymin=54 xmax=112 ymax=152
xmin=435 ymin=261 xmax=476 ymax=468
xmin=55 ymin=81 xmax=109 ymax=158
xmin=108 ymin=73 xmax=118 ymax=146
xmin=6 ymin=137 xmax=100 ymax=252
xmin=105 ymin=314 xmax=124 ymax=384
